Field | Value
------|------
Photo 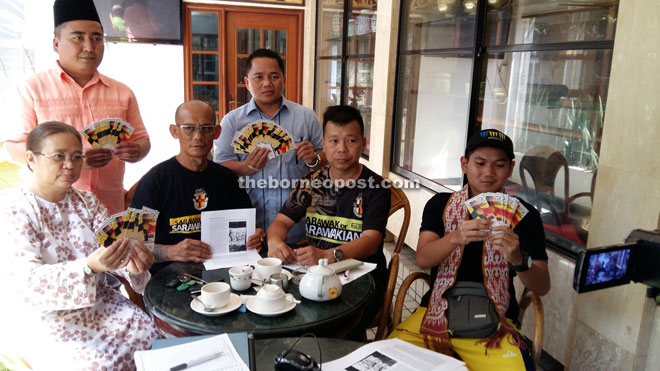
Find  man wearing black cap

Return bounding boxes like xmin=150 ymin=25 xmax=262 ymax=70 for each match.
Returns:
xmin=2 ymin=0 xmax=151 ymax=215
xmin=388 ymin=129 xmax=550 ymax=370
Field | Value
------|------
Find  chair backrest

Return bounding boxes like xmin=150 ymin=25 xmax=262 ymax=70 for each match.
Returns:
xmin=390 ymin=273 xmax=545 ymax=368
xmin=371 ymin=181 xmax=411 ymax=340
xmin=518 ymin=287 xmax=544 ymax=366
xmin=111 ymin=273 xmax=146 ymax=312
xmin=387 ymin=181 xmax=411 ymax=255
xmin=519 ymin=145 xmax=569 ymax=199
xmin=124 ymin=181 xmax=139 ymax=209
xmin=519 ymin=145 xmax=570 ymax=220
xmin=374 ymin=252 xmax=399 ymax=340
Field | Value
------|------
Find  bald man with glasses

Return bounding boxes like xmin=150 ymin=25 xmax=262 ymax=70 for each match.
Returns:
xmin=129 ymin=100 xmax=265 ymax=272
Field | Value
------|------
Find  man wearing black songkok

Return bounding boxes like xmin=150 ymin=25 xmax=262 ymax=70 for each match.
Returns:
xmin=2 ymin=0 xmax=151 ymax=216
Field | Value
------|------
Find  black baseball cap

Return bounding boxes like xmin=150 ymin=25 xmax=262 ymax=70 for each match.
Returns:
xmin=464 ymin=129 xmax=515 ymax=160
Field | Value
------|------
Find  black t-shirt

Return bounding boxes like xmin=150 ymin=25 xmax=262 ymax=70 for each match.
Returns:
xmin=130 ymin=157 xmax=253 ymax=270
xmin=279 ymin=165 xmax=391 ymax=294
xmin=419 ymin=192 xmax=547 ymax=320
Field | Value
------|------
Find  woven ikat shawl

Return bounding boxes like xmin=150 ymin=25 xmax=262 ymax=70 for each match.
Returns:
xmin=420 ymin=185 xmax=521 ymax=352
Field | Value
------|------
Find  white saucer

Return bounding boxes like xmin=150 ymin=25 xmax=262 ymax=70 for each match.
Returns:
xmin=190 ymin=293 xmax=242 ymax=316
xmin=245 ymin=297 xmax=296 ymax=317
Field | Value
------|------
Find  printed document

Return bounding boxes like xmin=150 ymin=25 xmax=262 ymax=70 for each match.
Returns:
xmin=134 ymin=333 xmax=248 ymax=371
xmin=323 ymin=338 xmax=467 ymax=371
xmin=201 ymin=208 xmax=261 ymax=269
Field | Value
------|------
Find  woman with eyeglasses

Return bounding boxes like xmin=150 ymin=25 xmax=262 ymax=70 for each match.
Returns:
xmin=0 ymin=122 xmax=160 ymax=370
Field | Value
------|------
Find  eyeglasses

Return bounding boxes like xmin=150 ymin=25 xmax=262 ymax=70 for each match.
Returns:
xmin=176 ymin=124 xmax=217 ymax=136
xmin=33 ymin=152 xmax=85 ymax=164
xmin=247 ymin=73 xmax=283 ymax=83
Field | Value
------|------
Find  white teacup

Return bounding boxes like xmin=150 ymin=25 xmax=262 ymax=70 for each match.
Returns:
xmin=255 ymin=284 xmax=294 ymax=312
xmin=200 ymin=282 xmax=230 ymax=309
xmin=255 ymin=257 xmax=282 ymax=281
xmin=229 ymin=265 xmax=253 ymax=291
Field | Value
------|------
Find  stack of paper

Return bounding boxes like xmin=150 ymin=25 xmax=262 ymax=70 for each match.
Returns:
xmin=134 ymin=334 xmax=248 ymax=371
xmin=323 ymin=338 xmax=467 ymax=371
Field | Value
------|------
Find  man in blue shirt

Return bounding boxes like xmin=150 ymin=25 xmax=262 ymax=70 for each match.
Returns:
xmin=214 ymin=49 xmax=326 ymax=243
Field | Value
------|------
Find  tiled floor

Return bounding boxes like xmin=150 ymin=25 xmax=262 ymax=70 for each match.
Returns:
xmin=367 ymin=242 xmax=565 ymax=370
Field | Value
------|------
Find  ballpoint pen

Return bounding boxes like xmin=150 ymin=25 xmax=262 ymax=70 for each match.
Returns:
xmin=169 ymin=351 xmax=223 ymax=371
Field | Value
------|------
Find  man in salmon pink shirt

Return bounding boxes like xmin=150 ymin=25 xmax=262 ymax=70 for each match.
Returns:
xmin=2 ymin=0 xmax=150 ymax=215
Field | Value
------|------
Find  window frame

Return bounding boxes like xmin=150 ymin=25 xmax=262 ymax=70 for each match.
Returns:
xmin=314 ymin=0 xmax=377 ymax=159
xmin=390 ymin=0 xmax=618 ymax=257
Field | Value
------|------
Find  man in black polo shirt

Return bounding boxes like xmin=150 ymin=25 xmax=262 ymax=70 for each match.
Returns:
xmin=130 ymin=100 xmax=265 ymax=272
xmin=267 ymin=105 xmax=391 ymax=338
xmin=388 ymin=129 xmax=550 ymax=371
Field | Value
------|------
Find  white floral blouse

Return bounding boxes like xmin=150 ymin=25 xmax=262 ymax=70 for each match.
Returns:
xmin=0 ymin=187 xmax=160 ymax=371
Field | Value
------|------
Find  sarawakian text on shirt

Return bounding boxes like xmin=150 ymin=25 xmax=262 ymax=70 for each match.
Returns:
xmin=169 ymin=214 xmax=201 ymax=234
xmin=305 ymin=212 xmax=362 ymax=245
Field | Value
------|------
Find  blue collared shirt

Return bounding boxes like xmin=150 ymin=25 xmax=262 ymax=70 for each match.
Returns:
xmin=214 ymin=97 xmax=323 ymax=243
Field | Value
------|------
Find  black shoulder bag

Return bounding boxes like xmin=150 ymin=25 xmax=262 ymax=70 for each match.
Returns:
xmin=445 ymin=281 xmax=500 ymax=339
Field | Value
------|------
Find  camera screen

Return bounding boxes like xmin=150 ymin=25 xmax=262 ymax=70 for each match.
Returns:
xmin=585 ymin=249 xmax=631 ymax=285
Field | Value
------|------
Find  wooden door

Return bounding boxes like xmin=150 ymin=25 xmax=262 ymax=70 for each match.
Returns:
xmin=226 ymin=10 xmax=302 ymax=112
xmin=183 ymin=4 xmax=303 ymax=119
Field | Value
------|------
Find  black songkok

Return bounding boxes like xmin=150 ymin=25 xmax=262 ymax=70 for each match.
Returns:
xmin=53 ymin=0 xmax=101 ymax=28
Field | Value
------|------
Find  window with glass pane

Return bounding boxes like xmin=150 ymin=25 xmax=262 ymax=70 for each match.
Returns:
xmin=315 ymin=0 xmax=376 ymax=156
xmin=316 ymin=58 xmax=343 ymax=109
xmin=394 ymin=53 xmax=473 ymax=189
xmin=316 ymin=0 xmax=344 ymax=125
xmin=485 ymin=0 xmax=618 ymax=46
xmin=480 ymin=1 xmax=618 ymax=247
xmin=264 ymin=29 xmax=287 ymax=55
xmin=233 ymin=26 xmax=288 ymax=108
xmin=392 ymin=0 xmax=619 ymax=248
xmin=192 ymin=12 xmax=218 ymax=51
xmin=191 ymin=11 xmax=220 ymax=116
xmin=392 ymin=0 xmax=476 ymax=189
xmin=237 ymin=28 xmax=261 ymax=54
xmin=482 ymin=49 xmax=609 ymax=239
xmin=193 ymin=84 xmax=219 ymax=112
xmin=192 ymin=54 xmax=219 ymax=82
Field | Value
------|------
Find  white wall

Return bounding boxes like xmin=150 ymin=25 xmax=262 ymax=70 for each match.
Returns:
xmin=100 ymin=42 xmax=184 ymax=188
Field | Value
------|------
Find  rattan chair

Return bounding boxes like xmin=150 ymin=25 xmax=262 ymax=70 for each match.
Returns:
xmin=110 ymin=273 xmax=147 ymax=313
xmin=124 ymin=181 xmax=139 ymax=209
xmin=391 ymin=273 xmax=545 ymax=367
xmin=367 ymin=180 xmax=411 ymax=340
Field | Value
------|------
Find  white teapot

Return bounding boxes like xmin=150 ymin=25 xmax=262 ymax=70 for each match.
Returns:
xmin=299 ymin=258 xmax=342 ymax=301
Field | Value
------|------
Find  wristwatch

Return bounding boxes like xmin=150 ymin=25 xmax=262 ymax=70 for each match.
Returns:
xmin=306 ymin=152 xmax=321 ymax=168
xmin=509 ymin=250 xmax=532 ymax=272
xmin=333 ymin=248 xmax=345 ymax=262
xmin=83 ymin=263 xmax=94 ymax=276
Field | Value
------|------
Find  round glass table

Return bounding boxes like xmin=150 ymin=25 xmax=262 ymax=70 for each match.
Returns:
xmin=143 ymin=262 xmax=375 ymax=339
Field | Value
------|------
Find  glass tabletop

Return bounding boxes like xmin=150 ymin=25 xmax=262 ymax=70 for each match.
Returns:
xmin=144 ymin=262 xmax=375 ymax=339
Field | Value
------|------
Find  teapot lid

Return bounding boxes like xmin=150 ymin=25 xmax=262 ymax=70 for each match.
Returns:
xmin=308 ymin=258 xmax=335 ymax=276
